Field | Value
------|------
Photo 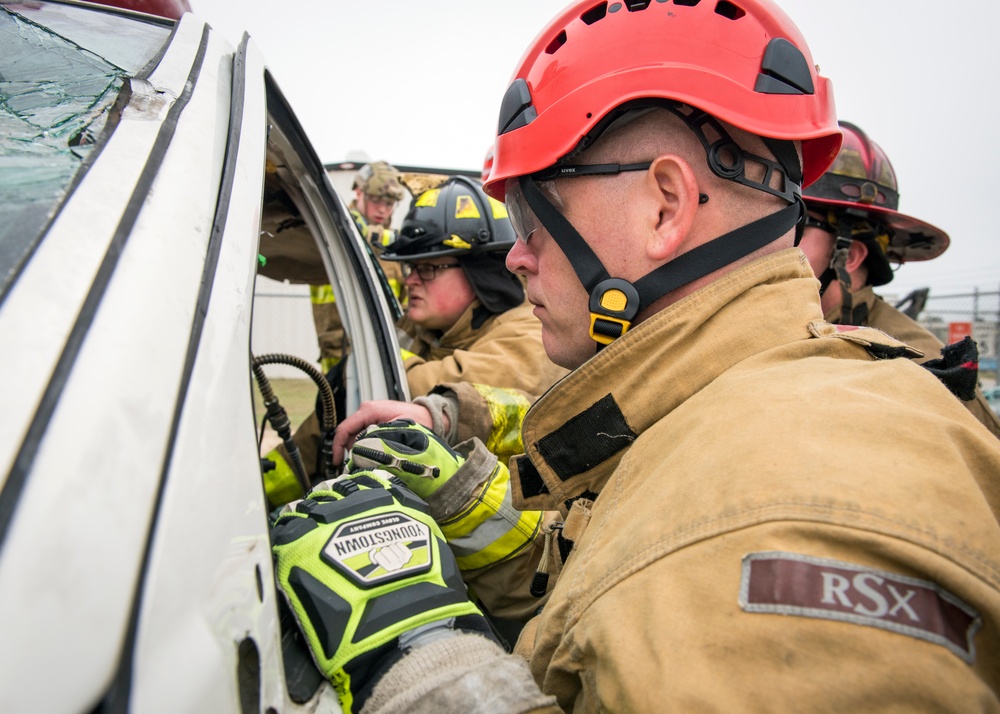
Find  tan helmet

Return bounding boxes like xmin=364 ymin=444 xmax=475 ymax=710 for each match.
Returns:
xmin=352 ymin=161 xmax=406 ymax=202
xmin=399 ymin=172 xmax=450 ymax=199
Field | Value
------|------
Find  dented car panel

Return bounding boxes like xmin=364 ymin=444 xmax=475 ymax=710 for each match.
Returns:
xmin=0 ymin=2 xmax=404 ymax=712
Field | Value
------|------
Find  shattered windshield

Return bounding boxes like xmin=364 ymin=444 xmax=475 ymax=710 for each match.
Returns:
xmin=0 ymin=2 xmax=171 ymax=298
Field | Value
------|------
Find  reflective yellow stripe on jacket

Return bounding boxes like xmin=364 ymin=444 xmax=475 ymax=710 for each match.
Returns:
xmin=387 ymin=277 xmax=403 ymax=301
xmin=472 ymin=383 xmax=530 ymax=466
xmin=309 ymin=283 xmax=336 ymax=305
xmin=438 ymin=461 xmax=542 ymax=571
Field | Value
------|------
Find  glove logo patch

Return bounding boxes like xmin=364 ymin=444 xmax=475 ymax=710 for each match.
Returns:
xmin=322 ymin=511 xmax=432 ymax=587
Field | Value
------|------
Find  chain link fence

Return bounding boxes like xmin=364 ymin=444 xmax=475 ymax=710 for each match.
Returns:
xmin=903 ymin=289 xmax=1000 ymax=388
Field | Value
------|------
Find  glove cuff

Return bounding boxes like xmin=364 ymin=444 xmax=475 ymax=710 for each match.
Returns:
xmin=413 ymin=393 xmax=460 ymax=445
xmin=354 ymin=614 xmax=498 ymax=712
xmin=422 ymin=439 xmax=498 ymax=522
xmin=360 ymin=628 xmax=554 ymax=714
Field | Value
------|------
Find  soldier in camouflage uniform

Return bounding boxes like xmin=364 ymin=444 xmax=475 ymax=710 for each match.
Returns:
xmin=310 ymin=161 xmax=408 ymax=372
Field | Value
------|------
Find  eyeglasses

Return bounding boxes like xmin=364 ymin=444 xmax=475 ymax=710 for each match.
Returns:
xmin=506 ymin=161 xmax=708 ymax=242
xmin=507 ymin=163 xmax=654 ymax=242
xmin=365 ymin=194 xmax=397 ymax=209
xmin=401 ymin=261 xmax=462 ymax=282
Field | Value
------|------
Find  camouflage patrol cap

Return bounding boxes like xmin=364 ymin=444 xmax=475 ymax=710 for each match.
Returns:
xmin=353 ymin=161 xmax=406 ymax=201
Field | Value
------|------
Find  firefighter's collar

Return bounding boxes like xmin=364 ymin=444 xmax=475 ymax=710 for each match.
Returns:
xmin=510 ymin=250 xmax=823 ymax=512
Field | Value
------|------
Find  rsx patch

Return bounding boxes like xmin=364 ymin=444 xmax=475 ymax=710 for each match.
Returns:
xmin=739 ymin=551 xmax=981 ymax=663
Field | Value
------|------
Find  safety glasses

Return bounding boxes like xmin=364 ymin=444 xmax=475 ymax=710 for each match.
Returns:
xmin=531 ymin=161 xmax=652 ymax=182
xmin=504 ymin=178 xmax=545 ymax=243
xmin=505 ymin=162 xmax=658 ymax=242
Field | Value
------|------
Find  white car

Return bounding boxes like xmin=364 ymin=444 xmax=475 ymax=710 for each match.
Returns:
xmin=0 ymin=2 xmax=408 ymax=711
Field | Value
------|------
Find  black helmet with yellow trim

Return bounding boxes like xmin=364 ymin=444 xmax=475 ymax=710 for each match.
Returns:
xmin=803 ymin=121 xmax=949 ymax=286
xmin=382 ymin=176 xmax=515 ymax=261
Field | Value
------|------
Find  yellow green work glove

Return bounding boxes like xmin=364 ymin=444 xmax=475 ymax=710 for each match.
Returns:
xmin=347 ymin=421 xmax=549 ymax=580
xmin=346 ymin=420 xmax=464 ymax=500
xmin=271 ymin=471 xmax=495 ymax=713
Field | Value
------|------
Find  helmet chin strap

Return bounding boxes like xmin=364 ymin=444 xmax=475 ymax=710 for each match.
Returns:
xmin=520 ymin=102 xmax=805 ymax=348
xmin=821 ymin=212 xmax=880 ymax=326
xmin=522 ymin=176 xmax=802 ymax=346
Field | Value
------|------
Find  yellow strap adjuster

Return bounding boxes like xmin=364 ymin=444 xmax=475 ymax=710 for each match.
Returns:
xmin=588 ymin=279 xmax=640 ymax=345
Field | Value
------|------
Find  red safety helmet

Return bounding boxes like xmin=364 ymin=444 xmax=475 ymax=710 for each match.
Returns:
xmin=484 ymin=0 xmax=841 ymax=202
xmin=804 ymin=121 xmax=949 ymax=276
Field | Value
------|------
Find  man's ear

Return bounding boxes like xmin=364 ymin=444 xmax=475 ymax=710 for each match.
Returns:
xmin=645 ymin=155 xmax=701 ymax=261
xmin=846 ymin=239 xmax=869 ymax=272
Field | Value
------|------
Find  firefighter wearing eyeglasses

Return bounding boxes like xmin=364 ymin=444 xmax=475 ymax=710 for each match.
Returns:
xmin=272 ymin=2 xmax=1000 ymax=712
xmin=798 ymin=121 xmax=1000 ymax=437
xmin=263 ymin=176 xmax=566 ymax=509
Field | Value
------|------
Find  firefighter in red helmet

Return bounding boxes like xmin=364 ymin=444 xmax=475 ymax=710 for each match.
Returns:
xmin=273 ymin=2 xmax=1000 ymax=711
xmin=799 ymin=121 xmax=1000 ymax=437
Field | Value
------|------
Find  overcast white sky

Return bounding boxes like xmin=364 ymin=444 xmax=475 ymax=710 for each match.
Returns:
xmin=191 ymin=0 xmax=1000 ymax=300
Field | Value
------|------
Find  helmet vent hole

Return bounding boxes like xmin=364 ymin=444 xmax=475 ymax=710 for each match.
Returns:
xmin=581 ymin=3 xmax=608 ymax=24
xmin=674 ymin=0 xmax=701 ymax=6
xmin=545 ymin=30 xmax=568 ymax=54
xmin=714 ymin=1 xmax=745 ymax=20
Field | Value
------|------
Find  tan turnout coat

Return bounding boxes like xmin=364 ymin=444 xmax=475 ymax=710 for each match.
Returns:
xmin=503 ymin=251 xmax=1000 ymax=711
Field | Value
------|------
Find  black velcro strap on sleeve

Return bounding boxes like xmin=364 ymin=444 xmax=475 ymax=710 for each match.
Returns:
xmin=537 ymin=394 xmax=636 ymax=481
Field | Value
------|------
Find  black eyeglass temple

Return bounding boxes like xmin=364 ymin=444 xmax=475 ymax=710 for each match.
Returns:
xmin=530 ymin=161 xmax=710 ymax=205
xmin=532 ymin=162 xmax=653 ymax=181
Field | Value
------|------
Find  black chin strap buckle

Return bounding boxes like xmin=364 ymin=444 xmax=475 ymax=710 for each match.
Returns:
xmin=589 ymin=278 xmax=640 ymax=345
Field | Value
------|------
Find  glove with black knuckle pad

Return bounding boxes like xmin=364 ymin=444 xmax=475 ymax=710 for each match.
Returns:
xmin=344 ymin=419 xmax=467 ymax=501
xmin=271 ymin=470 xmax=496 ymax=713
